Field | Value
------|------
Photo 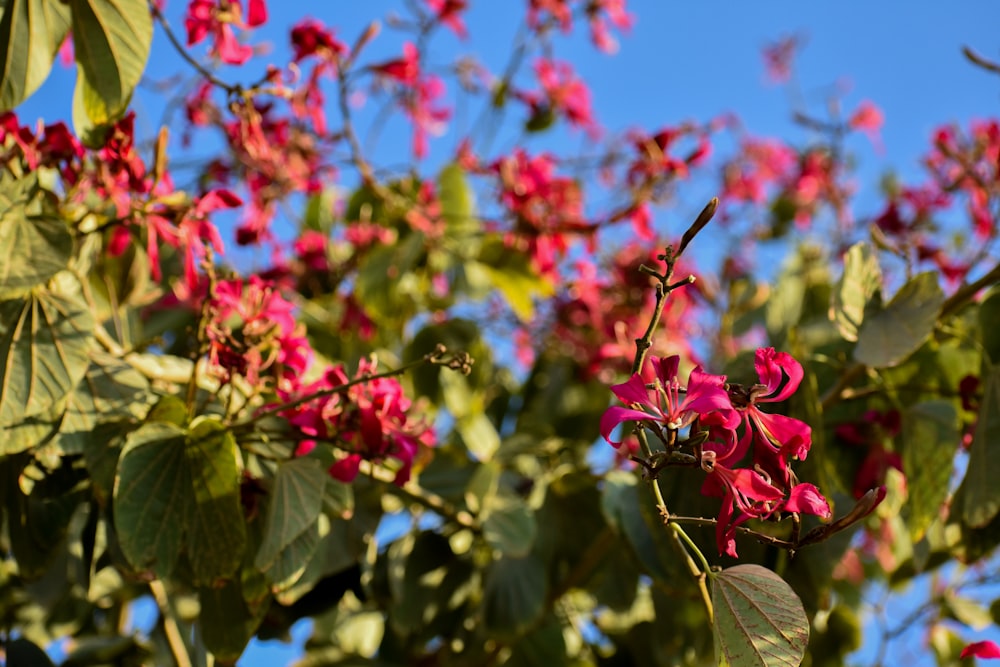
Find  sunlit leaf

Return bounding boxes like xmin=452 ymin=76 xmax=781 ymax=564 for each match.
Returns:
xmin=979 ymin=287 xmax=1000 ymax=364
xmin=438 ymin=163 xmax=479 ymax=239
xmin=185 ymin=416 xmax=246 ymax=584
xmin=457 ymin=411 xmax=500 ymax=462
xmin=483 ymin=496 xmax=536 ymax=558
xmin=476 ymin=237 xmax=554 ymax=322
xmin=114 ymin=422 xmax=188 ymax=578
xmin=255 ymin=458 xmax=327 ymax=573
xmin=712 ymin=564 xmax=809 ymax=667
xmin=830 ymin=241 xmax=881 ymax=342
xmin=902 ymin=401 xmax=958 ymax=541
xmin=0 ymin=181 xmax=72 ymax=296
xmin=59 ymin=350 xmax=152 ymax=454
xmin=70 ymin=0 xmax=152 ymax=125
xmin=854 ymin=271 xmax=944 ymax=368
xmin=962 ymin=364 xmax=1000 ymax=528
xmin=0 ymin=0 xmax=70 ymax=110
xmin=0 ymin=273 xmax=94 ymax=426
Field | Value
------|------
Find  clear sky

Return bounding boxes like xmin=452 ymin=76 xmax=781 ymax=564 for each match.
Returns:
xmin=14 ymin=1 xmax=1000 ymax=664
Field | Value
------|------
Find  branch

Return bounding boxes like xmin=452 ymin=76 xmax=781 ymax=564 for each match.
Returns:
xmin=963 ymin=45 xmax=1000 ymax=76
xmin=149 ymin=2 xmax=238 ymax=96
xmin=149 ymin=580 xmax=193 ymax=667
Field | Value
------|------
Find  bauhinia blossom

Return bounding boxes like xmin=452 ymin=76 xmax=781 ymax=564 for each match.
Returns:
xmin=600 ymin=355 xmax=737 ymax=447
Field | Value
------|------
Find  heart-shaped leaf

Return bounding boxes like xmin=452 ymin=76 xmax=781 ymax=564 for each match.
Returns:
xmin=712 ymin=564 xmax=809 ymax=667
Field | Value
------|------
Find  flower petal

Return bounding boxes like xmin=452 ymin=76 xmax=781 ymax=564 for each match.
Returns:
xmin=610 ymin=373 xmax=652 ymax=407
xmin=600 ymin=406 xmax=656 ymax=447
xmin=754 ymin=347 xmax=803 ymax=402
xmin=961 ymin=641 xmax=1000 ymax=659
xmin=784 ymin=483 xmax=832 ymax=519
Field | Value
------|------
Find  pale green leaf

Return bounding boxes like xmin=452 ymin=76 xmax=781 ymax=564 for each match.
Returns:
xmin=830 ymin=241 xmax=881 ymax=342
xmin=483 ymin=496 xmax=536 ymax=558
xmin=456 ymin=411 xmax=500 ymax=462
xmin=438 ymin=163 xmax=478 ymax=240
xmin=902 ymin=401 xmax=958 ymax=541
xmin=0 ymin=0 xmax=71 ymax=110
xmin=0 ymin=179 xmax=72 ymax=295
xmin=184 ymin=416 xmax=246 ymax=584
xmin=70 ymin=0 xmax=152 ymax=122
xmin=962 ymin=364 xmax=1000 ymax=528
xmin=0 ymin=273 xmax=94 ymax=426
xmin=712 ymin=564 xmax=809 ymax=667
xmin=255 ymin=457 xmax=327 ymax=572
xmin=854 ymin=271 xmax=944 ymax=368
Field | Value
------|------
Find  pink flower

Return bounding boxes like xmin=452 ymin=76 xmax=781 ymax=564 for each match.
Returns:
xmin=290 ymin=19 xmax=348 ymax=64
xmin=371 ymin=42 xmax=420 ymax=85
xmin=426 ymin=0 xmax=468 ymax=39
xmin=600 ymin=356 xmax=737 ymax=447
xmin=762 ymin=36 xmax=799 ymax=84
xmin=526 ymin=58 xmax=600 ymax=137
xmin=849 ymin=100 xmax=884 ymax=150
xmin=701 ymin=459 xmax=785 ymax=558
xmin=732 ymin=348 xmax=812 ymax=483
xmin=962 ymin=641 xmax=1000 ymax=659
xmin=184 ymin=0 xmax=264 ymax=65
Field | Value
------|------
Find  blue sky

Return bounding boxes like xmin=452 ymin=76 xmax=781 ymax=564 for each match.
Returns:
xmin=14 ymin=0 xmax=1000 ymax=664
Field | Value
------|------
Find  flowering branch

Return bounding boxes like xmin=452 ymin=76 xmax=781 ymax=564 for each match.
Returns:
xmin=231 ymin=344 xmax=472 ymax=429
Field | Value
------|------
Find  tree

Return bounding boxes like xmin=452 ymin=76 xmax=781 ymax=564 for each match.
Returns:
xmin=0 ymin=1 xmax=999 ymax=665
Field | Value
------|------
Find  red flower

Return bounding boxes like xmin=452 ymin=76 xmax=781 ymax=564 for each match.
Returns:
xmin=732 ymin=348 xmax=812 ymax=483
xmin=426 ymin=0 xmax=468 ymax=39
xmin=600 ymin=355 xmax=737 ymax=447
xmin=962 ymin=640 xmax=1000 ymax=659
xmin=185 ymin=0 xmax=265 ymax=65
xmin=371 ymin=42 xmax=420 ymax=85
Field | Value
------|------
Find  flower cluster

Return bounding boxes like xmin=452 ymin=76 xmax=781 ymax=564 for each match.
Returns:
xmin=491 ymin=149 xmax=586 ymax=277
xmin=185 ymin=0 xmax=267 ymax=65
xmin=601 ymin=347 xmax=832 ymax=557
xmin=371 ymin=42 xmax=451 ymax=159
xmin=203 ymin=275 xmax=312 ymax=390
xmin=280 ymin=357 xmax=435 ymax=485
xmin=527 ymin=0 xmax=633 ymax=54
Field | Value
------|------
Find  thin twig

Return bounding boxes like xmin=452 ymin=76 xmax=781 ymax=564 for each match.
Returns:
xmin=149 ymin=580 xmax=193 ymax=667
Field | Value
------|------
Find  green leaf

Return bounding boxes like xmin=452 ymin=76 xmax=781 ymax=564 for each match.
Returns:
xmin=114 ymin=417 xmax=245 ymax=583
xmin=302 ymin=188 xmax=337 ymax=235
xmin=482 ymin=554 xmax=547 ymax=638
xmin=476 ymin=237 xmax=554 ymax=322
xmin=712 ymin=564 xmax=809 ymax=667
xmin=438 ymin=163 xmax=478 ymax=239
xmin=0 ymin=0 xmax=71 ymax=110
xmin=456 ymin=411 xmax=500 ymax=462
xmin=830 ymin=242 xmax=881 ymax=342
xmin=384 ymin=531 xmax=476 ymax=640
xmin=902 ymin=401 xmax=958 ymax=541
xmin=0 ymin=273 xmax=94 ymax=426
xmin=260 ymin=519 xmax=321 ymax=593
xmin=962 ymin=364 xmax=1000 ymax=528
xmin=184 ymin=417 xmax=245 ymax=584
xmin=5 ymin=637 xmax=56 ymax=667
xmin=483 ymin=496 xmax=537 ymax=558
xmin=70 ymin=0 xmax=152 ymax=123
xmin=0 ymin=185 xmax=72 ymax=296
xmin=72 ymin=63 xmax=114 ymax=146
xmin=601 ymin=470 xmax=678 ymax=583
xmin=59 ymin=350 xmax=152 ymax=455
xmin=979 ymin=287 xmax=1000 ymax=364
xmin=854 ymin=271 xmax=944 ymax=368
xmin=255 ymin=458 xmax=327 ymax=573
xmin=508 ymin=615 xmax=567 ymax=667
xmin=200 ymin=577 xmax=267 ymax=663
xmin=114 ymin=422 xmax=188 ymax=578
